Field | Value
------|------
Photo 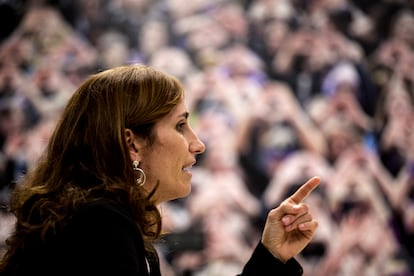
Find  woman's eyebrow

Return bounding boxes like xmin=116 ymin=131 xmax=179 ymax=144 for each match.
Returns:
xmin=177 ymin=111 xmax=189 ymax=119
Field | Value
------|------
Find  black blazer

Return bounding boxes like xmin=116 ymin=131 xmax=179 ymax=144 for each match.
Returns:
xmin=2 ymin=201 xmax=302 ymax=275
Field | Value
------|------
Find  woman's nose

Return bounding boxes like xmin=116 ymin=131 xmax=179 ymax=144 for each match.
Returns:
xmin=190 ymin=135 xmax=206 ymax=155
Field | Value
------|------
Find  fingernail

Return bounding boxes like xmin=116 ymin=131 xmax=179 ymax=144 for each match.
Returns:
xmin=299 ymin=223 xmax=306 ymax=230
xmin=282 ymin=216 xmax=291 ymax=224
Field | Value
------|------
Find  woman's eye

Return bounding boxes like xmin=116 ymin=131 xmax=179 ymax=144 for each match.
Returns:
xmin=176 ymin=122 xmax=186 ymax=132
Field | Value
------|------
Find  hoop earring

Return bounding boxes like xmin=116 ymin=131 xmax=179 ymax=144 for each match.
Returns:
xmin=133 ymin=160 xmax=146 ymax=186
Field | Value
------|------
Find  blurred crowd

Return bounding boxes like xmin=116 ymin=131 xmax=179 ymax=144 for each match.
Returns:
xmin=0 ymin=0 xmax=414 ymax=275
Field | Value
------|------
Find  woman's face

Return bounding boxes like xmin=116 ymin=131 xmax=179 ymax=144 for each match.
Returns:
xmin=137 ymin=100 xmax=205 ymax=203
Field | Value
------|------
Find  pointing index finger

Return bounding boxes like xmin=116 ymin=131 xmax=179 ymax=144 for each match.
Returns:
xmin=290 ymin=176 xmax=321 ymax=204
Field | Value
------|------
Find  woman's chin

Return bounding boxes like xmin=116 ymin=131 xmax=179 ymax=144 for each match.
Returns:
xmin=157 ymin=185 xmax=191 ymax=204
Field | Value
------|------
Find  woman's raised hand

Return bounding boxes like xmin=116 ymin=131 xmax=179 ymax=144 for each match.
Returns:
xmin=261 ymin=176 xmax=321 ymax=262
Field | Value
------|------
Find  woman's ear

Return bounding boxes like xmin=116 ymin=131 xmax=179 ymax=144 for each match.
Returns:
xmin=125 ymin=128 xmax=141 ymax=161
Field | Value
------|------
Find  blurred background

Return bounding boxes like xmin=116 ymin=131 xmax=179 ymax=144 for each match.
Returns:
xmin=0 ymin=0 xmax=413 ymax=275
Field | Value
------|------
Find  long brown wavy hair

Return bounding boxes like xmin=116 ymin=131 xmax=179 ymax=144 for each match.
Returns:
xmin=0 ymin=64 xmax=185 ymax=270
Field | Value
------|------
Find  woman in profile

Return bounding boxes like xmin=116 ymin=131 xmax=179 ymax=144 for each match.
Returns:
xmin=0 ymin=64 xmax=319 ymax=275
